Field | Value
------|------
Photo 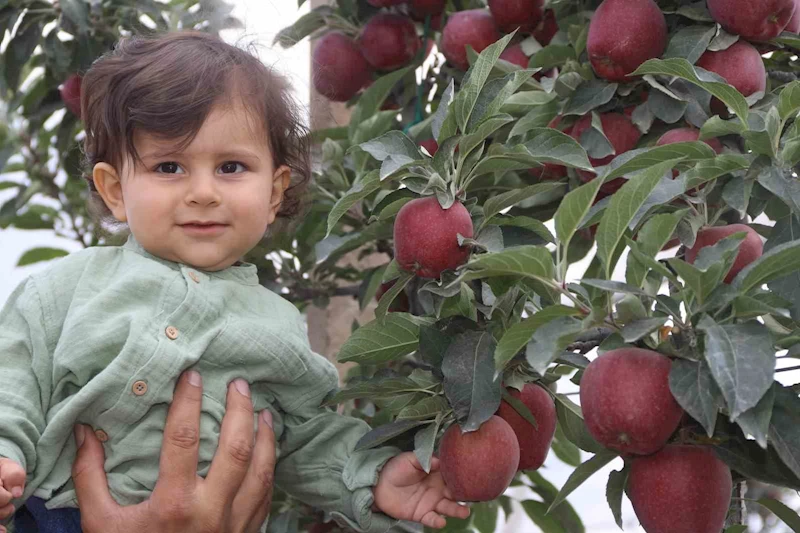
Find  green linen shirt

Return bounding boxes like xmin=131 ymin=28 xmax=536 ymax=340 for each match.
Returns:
xmin=0 ymin=236 xmax=398 ymax=532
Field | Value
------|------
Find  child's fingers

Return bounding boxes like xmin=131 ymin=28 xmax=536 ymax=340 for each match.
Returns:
xmin=420 ymin=511 xmax=446 ymax=529
xmin=0 ymin=501 xmax=15 ymax=520
xmin=436 ymin=499 xmax=471 ymax=519
xmin=0 ymin=458 xmax=26 ymax=496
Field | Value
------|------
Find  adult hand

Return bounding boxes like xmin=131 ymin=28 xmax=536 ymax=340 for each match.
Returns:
xmin=72 ymin=371 xmax=276 ymax=533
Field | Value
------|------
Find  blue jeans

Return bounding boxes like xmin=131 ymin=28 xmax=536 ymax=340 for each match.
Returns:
xmin=12 ymin=497 xmax=82 ymax=533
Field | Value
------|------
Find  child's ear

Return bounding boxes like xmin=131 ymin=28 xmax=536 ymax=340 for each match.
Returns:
xmin=93 ymin=162 xmax=127 ymax=222
xmin=267 ymin=165 xmax=292 ymax=224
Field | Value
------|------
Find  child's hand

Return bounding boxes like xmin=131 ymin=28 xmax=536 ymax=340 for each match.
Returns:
xmin=0 ymin=458 xmax=25 ymax=519
xmin=373 ymin=452 xmax=470 ymax=529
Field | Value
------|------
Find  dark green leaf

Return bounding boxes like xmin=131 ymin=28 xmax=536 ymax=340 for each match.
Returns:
xmin=525 ymin=317 xmax=583 ymax=375
xmin=483 ymin=183 xmax=566 ymax=225
xmin=520 ymin=500 xmax=567 ymax=533
xmin=669 ymin=358 xmax=724 ymax=437
xmin=414 ymin=418 xmax=440 ymax=473
xmin=326 ymin=170 xmax=380 ymax=236
xmin=547 ymin=451 xmax=618 ymax=513
xmin=555 ymin=179 xmax=603 ymax=251
xmin=778 ymin=80 xmax=800 ymax=120
xmin=620 ymin=317 xmax=668 ymax=343
xmin=354 ymin=419 xmax=426 ymax=451
xmin=460 ymin=245 xmax=555 ymax=283
xmin=735 ymin=385 xmax=774 ymax=449
xmin=554 ymin=394 xmax=605 ymax=453
xmin=664 ymin=25 xmax=715 ymax=64
xmin=562 ymin=80 xmax=618 ymax=116
xmin=337 ymin=313 xmax=432 ymax=364
xmin=756 ymin=497 xmax=800 ymax=532
xmin=472 ymin=501 xmax=499 ymax=533
xmin=605 ymin=467 xmax=629 ymax=529
xmin=529 ymin=44 xmax=575 ymax=69
xmin=495 ymin=306 xmax=581 ymax=372
xmin=17 ymin=247 xmax=69 ymax=266
xmin=768 ymin=383 xmax=800 ymax=480
xmin=734 ymin=238 xmax=800 ymax=294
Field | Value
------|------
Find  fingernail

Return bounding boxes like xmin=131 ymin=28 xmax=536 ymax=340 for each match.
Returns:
xmin=187 ymin=370 xmax=202 ymax=387
xmin=11 ymin=487 xmax=22 ymax=498
xmin=233 ymin=378 xmax=250 ymax=397
xmin=74 ymin=425 xmax=85 ymax=448
xmin=261 ymin=410 xmax=273 ymax=428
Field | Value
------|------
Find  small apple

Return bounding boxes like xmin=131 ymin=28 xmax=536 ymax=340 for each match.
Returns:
xmin=488 ymin=0 xmax=544 ymax=34
xmin=532 ymin=9 xmax=558 ymax=45
xmin=419 ymin=138 xmax=439 ymax=156
xmin=313 ymin=32 xmax=373 ymax=102
xmin=587 ymin=0 xmax=667 ymax=82
xmin=440 ymin=9 xmax=501 ymax=71
xmin=496 ymin=383 xmax=556 ymax=471
xmin=394 ymin=196 xmax=474 ymax=278
xmin=580 ymin=347 xmax=683 ymax=455
xmin=359 ymin=14 xmax=421 ymax=71
xmin=439 ymin=416 xmax=520 ymax=501
xmin=695 ymin=41 xmax=766 ymax=116
xmin=628 ymin=445 xmax=733 ymax=533
xmin=707 ymin=0 xmax=795 ymax=40
xmin=60 ymin=74 xmax=82 ymax=118
xmin=685 ymin=224 xmax=764 ymax=283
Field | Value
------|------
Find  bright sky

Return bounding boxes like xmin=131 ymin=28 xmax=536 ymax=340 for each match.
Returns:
xmin=0 ymin=2 xmax=795 ymax=532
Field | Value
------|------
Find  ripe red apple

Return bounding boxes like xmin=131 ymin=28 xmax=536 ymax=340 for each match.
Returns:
xmin=787 ymin=0 xmax=800 ymax=32
xmin=708 ymin=0 xmax=795 ymax=41
xmin=419 ymin=138 xmax=439 ymax=156
xmin=375 ymin=280 xmax=410 ymax=312
xmin=570 ymin=112 xmax=641 ymax=194
xmin=496 ymin=384 xmax=556 ymax=471
xmin=686 ymin=224 xmax=764 ymax=283
xmin=367 ymin=0 xmax=406 ymax=6
xmin=308 ymin=522 xmax=336 ymax=533
xmin=440 ymin=9 xmax=501 ymax=71
xmin=60 ymin=74 xmax=82 ymax=118
xmin=498 ymin=44 xmax=555 ymax=80
xmin=656 ymin=127 xmax=723 ymax=180
xmin=628 ymin=445 xmax=733 ymax=533
xmin=587 ymin=0 xmax=667 ymax=82
xmin=359 ymin=14 xmax=421 ymax=71
xmin=394 ymin=196 xmax=474 ymax=278
xmin=532 ymin=9 xmax=558 ymax=45
xmin=439 ymin=416 xmax=520 ymax=501
xmin=695 ymin=41 xmax=766 ymax=116
xmin=580 ymin=348 xmax=683 ymax=455
xmin=488 ymin=0 xmax=544 ymax=34
xmin=313 ymin=32 xmax=373 ymax=102
xmin=410 ymin=0 xmax=445 ymax=17
xmin=529 ymin=116 xmax=572 ymax=180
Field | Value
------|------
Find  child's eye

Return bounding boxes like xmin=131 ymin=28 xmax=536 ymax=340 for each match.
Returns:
xmin=220 ymin=162 xmax=246 ymax=174
xmin=155 ymin=162 xmax=184 ymax=174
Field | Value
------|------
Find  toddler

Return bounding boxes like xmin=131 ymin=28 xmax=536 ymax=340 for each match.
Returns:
xmin=0 ymin=31 xmax=468 ymax=533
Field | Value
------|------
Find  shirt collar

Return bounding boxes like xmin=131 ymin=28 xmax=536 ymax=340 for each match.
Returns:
xmin=122 ymin=234 xmax=259 ymax=285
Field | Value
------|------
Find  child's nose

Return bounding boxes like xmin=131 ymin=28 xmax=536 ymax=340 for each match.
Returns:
xmin=185 ymin=173 xmax=222 ymax=206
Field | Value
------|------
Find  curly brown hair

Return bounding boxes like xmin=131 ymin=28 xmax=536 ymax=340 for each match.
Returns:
xmin=80 ymin=31 xmax=310 ymax=230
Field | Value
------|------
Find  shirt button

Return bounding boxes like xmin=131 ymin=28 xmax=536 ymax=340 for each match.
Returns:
xmin=94 ymin=429 xmax=109 ymax=442
xmin=165 ymin=326 xmax=179 ymax=340
xmin=189 ymin=271 xmax=199 ymax=283
xmin=132 ymin=380 xmax=148 ymax=396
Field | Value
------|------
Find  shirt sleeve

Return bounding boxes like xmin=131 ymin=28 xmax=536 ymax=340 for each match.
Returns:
xmin=268 ymin=325 xmax=400 ymax=533
xmin=0 ymin=277 xmax=50 ymax=474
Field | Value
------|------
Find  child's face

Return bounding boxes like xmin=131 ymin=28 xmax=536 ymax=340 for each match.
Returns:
xmin=94 ymin=102 xmax=290 ymax=271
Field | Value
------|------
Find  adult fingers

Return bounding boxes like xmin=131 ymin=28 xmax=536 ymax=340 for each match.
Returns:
xmin=156 ymin=370 xmax=204 ymax=496
xmin=205 ymin=379 xmax=255 ymax=506
xmin=72 ymin=425 xmax=121 ymax=522
xmin=233 ymin=410 xmax=277 ymax=533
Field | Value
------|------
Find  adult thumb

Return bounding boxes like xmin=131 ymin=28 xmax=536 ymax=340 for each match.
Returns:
xmin=71 ymin=425 xmax=119 ymax=516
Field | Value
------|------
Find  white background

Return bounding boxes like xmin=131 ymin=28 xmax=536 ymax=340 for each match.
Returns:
xmin=0 ymin=1 xmax=797 ymax=531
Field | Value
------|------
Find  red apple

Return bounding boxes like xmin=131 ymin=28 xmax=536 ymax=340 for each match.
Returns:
xmin=440 ymin=9 xmax=501 ymax=71
xmin=628 ymin=445 xmax=733 ymax=533
xmin=496 ymin=384 xmax=556 ymax=471
xmin=787 ymin=0 xmax=800 ymax=32
xmin=359 ymin=14 xmax=421 ymax=71
xmin=587 ymin=0 xmax=667 ymax=82
xmin=313 ymin=32 xmax=373 ymax=102
xmin=580 ymin=348 xmax=683 ymax=455
xmin=60 ymin=74 xmax=82 ymax=118
xmin=707 ymin=0 xmax=795 ymax=41
xmin=367 ymin=0 xmax=406 ymax=5
xmin=532 ymin=9 xmax=559 ymax=45
xmin=499 ymin=43 xmax=530 ymax=68
xmin=488 ymin=0 xmax=544 ymax=34
xmin=570 ymin=112 xmax=641 ymax=194
xmin=394 ymin=196 xmax=474 ymax=278
xmin=696 ymin=41 xmax=766 ymax=116
xmin=685 ymin=224 xmax=764 ymax=283
xmin=419 ymin=138 xmax=439 ymax=156
xmin=409 ymin=0 xmax=445 ymax=17
xmin=655 ymin=127 xmax=723 ymax=180
xmin=439 ymin=416 xmax=520 ymax=501
xmin=375 ymin=281 xmax=410 ymax=312
xmin=308 ymin=522 xmax=336 ymax=533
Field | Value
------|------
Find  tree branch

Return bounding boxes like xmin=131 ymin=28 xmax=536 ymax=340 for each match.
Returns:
xmin=566 ymin=327 xmax=615 ymax=353
xmin=725 ymin=480 xmax=747 ymax=527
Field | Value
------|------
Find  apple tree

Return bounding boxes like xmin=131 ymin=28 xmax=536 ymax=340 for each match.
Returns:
xmin=274 ymin=0 xmax=800 ymax=531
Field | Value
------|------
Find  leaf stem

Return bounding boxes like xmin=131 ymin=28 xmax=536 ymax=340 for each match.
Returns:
xmin=776 ymin=365 xmax=800 ymax=373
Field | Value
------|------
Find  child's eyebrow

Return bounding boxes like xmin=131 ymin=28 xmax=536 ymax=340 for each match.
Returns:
xmin=143 ymin=149 xmax=262 ymax=162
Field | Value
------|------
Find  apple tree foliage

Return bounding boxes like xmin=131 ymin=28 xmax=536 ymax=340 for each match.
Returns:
xmin=275 ymin=0 xmax=800 ymax=531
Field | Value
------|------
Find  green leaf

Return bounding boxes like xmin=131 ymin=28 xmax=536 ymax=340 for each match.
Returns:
xmin=778 ymin=80 xmax=800 ymax=120
xmin=398 ymin=396 xmax=448 ymax=421
xmin=664 ymin=25 xmax=716 ymax=64
xmin=273 ymin=6 xmax=332 ymax=47
xmin=735 ymin=385 xmax=774 ymax=449
xmin=354 ymin=419 xmax=426 ymax=451
xmin=60 ymin=0 xmax=89 ymax=33
xmin=529 ymin=44 xmax=576 ymax=69
xmin=562 ymin=80 xmax=619 ymax=116
xmin=324 ymin=377 xmax=421 ymax=405
xmin=483 ymin=183 xmax=566 ymax=222
xmin=348 ymin=66 xmax=412 ymax=141
xmin=467 ymin=71 xmax=538 ymax=132
xmin=552 ymin=424 xmax=583 ymax=467
xmin=337 ymin=313 xmax=432 ymax=364
xmin=17 ymin=247 xmax=69 ymax=266
xmin=492 ymin=215 xmax=556 ymax=244
xmin=472 ymin=501 xmax=499 ymax=533
xmin=697 ymin=316 xmax=775 ymax=419
xmin=508 ymin=100 xmax=559 ymax=139
xmin=519 ymin=128 xmax=593 ymax=170
xmin=632 ymin=58 xmax=749 ymax=123
xmin=734 ymin=239 xmax=800 ymax=294
xmin=442 ymin=331 xmax=502 ymax=431
xmin=605 ymin=467 xmax=628 ymax=529
xmin=555 ymin=179 xmax=604 ymax=251
xmin=742 ymin=108 xmax=781 ymax=157
xmin=460 ymin=114 xmax=515 ymax=161
xmin=766 ymin=215 xmax=800 ymax=321
xmin=460 ymin=245 xmax=555 ymax=283
xmin=596 ymin=160 xmax=677 ymax=276
xmin=526 ymin=316 xmax=582 ymax=376
xmin=432 ymin=79 xmax=455 ymax=142
xmin=620 ymin=317 xmax=668 ymax=343
xmin=699 ymin=115 xmax=747 ymax=139
xmin=757 ymin=498 xmax=800 ymax=532
xmin=357 ymin=131 xmax=423 ymax=180
xmin=547 ymin=451 xmax=618 ymax=513
xmin=668 ymin=233 xmax=744 ymax=304
xmin=768 ymin=383 xmax=800 ymax=480
xmin=757 ymin=165 xmax=800 ymax=215
xmin=4 ymin=20 xmax=42 ymax=93
xmin=554 ymin=394 xmax=605 ymax=453
xmin=626 ymin=210 xmax=686 ymax=287
xmin=520 ymin=500 xmax=567 ymax=533
xmin=414 ymin=418 xmax=440 ymax=473
xmin=669 ymin=358 xmax=724 ymax=437
xmin=454 ymin=32 xmax=516 ymax=133
xmin=713 ymin=427 xmax=800 ymax=490
xmin=374 ymin=272 xmax=413 ymax=321
xmin=326 ymin=170 xmax=381 ymax=237
xmin=495 ymin=306 xmax=581 ymax=372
